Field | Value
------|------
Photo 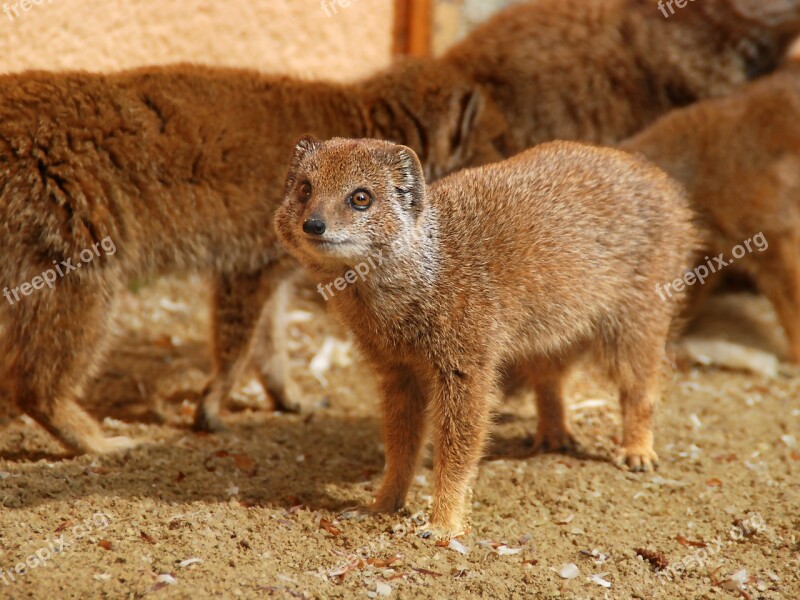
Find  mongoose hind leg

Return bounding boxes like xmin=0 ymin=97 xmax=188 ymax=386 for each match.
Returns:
xmin=6 ymin=279 xmax=135 ymax=455
xmin=372 ymin=365 xmax=428 ymax=513
xmin=609 ymin=334 xmax=664 ymax=472
xmin=193 ymin=259 xmax=291 ymax=432
xmin=427 ymin=362 xmax=497 ymax=537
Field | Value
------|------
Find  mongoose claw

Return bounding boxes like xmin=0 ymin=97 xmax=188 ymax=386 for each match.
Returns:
xmin=614 ymin=447 xmax=659 ymax=472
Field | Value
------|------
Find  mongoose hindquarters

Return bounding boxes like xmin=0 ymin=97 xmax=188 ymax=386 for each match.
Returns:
xmin=275 ymin=137 xmax=697 ymax=536
xmin=622 ymin=60 xmax=800 ymax=361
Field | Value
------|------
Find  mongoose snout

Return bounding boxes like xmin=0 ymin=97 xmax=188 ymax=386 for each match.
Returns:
xmin=302 ymin=219 xmax=327 ymax=236
xmin=276 ymin=136 xmax=697 ymax=537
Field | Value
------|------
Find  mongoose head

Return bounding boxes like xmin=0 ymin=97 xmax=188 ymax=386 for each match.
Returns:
xmin=275 ymin=136 xmax=425 ymax=274
xmin=361 ymin=58 xmax=508 ymax=181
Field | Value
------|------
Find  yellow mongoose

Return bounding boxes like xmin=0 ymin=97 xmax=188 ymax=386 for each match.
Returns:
xmin=622 ymin=60 xmax=800 ymax=360
xmin=269 ymin=0 xmax=800 ymax=412
xmin=275 ymin=137 xmax=697 ymax=536
xmin=0 ymin=60 xmax=505 ymax=455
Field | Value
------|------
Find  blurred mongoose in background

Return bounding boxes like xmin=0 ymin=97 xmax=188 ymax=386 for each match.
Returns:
xmin=444 ymin=0 xmax=800 ymax=154
xmin=274 ymin=137 xmax=697 ymax=536
xmin=622 ymin=59 xmax=800 ymax=361
xmin=0 ymin=60 xmax=505 ymax=455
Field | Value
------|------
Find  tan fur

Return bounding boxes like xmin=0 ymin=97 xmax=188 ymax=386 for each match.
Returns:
xmin=443 ymin=0 xmax=800 ymax=155
xmin=622 ymin=60 xmax=800 ymax=361
xmin=274 ymin=137 xmax=697 ymax=536
xmin=0 ymin=60 xmax=506 ymax=454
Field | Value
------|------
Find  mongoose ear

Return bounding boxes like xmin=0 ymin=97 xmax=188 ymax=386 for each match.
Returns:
xmin=293 ymin=135 xmax=320 ymax=159
xmin=450 ymin=90 xmax=483 ymax=153
xmin=285 ymin=135 xmax=320 ymax=193
xmin=391 ymin=145 xmax=426 ymax=218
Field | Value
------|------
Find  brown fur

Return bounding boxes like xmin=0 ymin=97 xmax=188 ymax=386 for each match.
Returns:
xmin=622 ymin=59 xmax=800 ymax=360
xmin=274 ymin=137 xmax=697 ymax=535
xmin=0 ymin=60 xmax=506 ymax=454
xmin=443 ymin=0 xmax=800 ymax=155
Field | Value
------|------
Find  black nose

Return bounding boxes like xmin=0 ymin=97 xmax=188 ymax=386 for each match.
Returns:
xmin=303 ymin=219 xmax=326 ymax=236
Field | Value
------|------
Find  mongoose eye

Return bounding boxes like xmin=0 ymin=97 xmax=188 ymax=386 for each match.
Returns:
xmin=350 ymin=189 xmax=373 ymax=211
xmin=299 ymin=181 xmax=312 ymax=201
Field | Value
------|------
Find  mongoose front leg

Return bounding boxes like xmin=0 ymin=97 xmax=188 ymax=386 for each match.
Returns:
xmin=6 ymin=279 xmax=135 ymax=455
xmin=427 ymin=367 xmax=495 ymax=537
xmin=194 ymin=259 xmax=289 ymax=432
xmin=372 ymin=366 xmax=428 ymax=513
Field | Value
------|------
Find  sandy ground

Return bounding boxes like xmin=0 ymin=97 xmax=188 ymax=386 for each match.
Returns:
xmin=0 ymin=275 xmax=798 ymax=599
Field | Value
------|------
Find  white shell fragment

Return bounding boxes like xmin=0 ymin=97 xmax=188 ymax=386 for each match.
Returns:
xmin=555 ymin=563 xmax=580 ymax=579
xmin=590 ymin=573 xmax=612 ymax=588
xmin=448 ymin=539 xmax=469 ymax=555
xmin=178 ymin=557 xmax=203 ymax=568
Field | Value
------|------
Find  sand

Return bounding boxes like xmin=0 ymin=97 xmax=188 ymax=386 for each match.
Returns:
xmin=0 ymin=275 xmax=798 ymax=599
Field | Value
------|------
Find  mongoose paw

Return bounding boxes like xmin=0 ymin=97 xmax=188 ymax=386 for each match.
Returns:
xmin=85 ymin=435 xmax=138 ymax=455
xmin=192 ymin=406 xmax=227 ymax=433
xmin=267 ymin=385 xmax=303 ymax=414
xmin=417 ymin=521 xmax=466 ymax=541
xmin=370 ymin=493 xmax=406 ymax=514
xmin=533 ymin=427 xmax=580 ymax=453
xmin=615 ymin=446 xmax=659 ymax=472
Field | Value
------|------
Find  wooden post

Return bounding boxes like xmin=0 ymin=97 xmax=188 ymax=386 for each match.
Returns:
xmin=393 ymin=0 xmax=433 ymax=57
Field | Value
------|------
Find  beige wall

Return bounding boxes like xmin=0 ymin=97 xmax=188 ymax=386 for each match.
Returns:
xmin=0 ymin=0 xmax=394 ymax=80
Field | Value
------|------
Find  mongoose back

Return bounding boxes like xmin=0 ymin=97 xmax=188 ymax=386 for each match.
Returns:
xmin=622 ymin=59 xmax=800 ymax=360
xmin=275 ymin=137 xmax=697 ymax=536
xmin=443 ymin=0 xmax=800 ymax=154
xmin=0 ymin=60 xmax=506 ymax=454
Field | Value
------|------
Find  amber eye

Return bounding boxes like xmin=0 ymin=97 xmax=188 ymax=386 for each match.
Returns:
xmin=350 ymin=189 xmax=373 ymax=211
xmin=299 ymin=181 xmax=312 ymax=201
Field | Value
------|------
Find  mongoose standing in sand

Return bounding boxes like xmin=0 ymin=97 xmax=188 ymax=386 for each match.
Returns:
xmin=0 ymin=60 xmax=505 ymax=455
xmin=266 ymin=0 xmax=800 ymax=413
xmin=443 ymin=0 xmax=800 ymax=154
xmin=275 ymin=137 xmax=697 ymax=536
xmin=622 ymin=60 xmax=800 ymax=361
